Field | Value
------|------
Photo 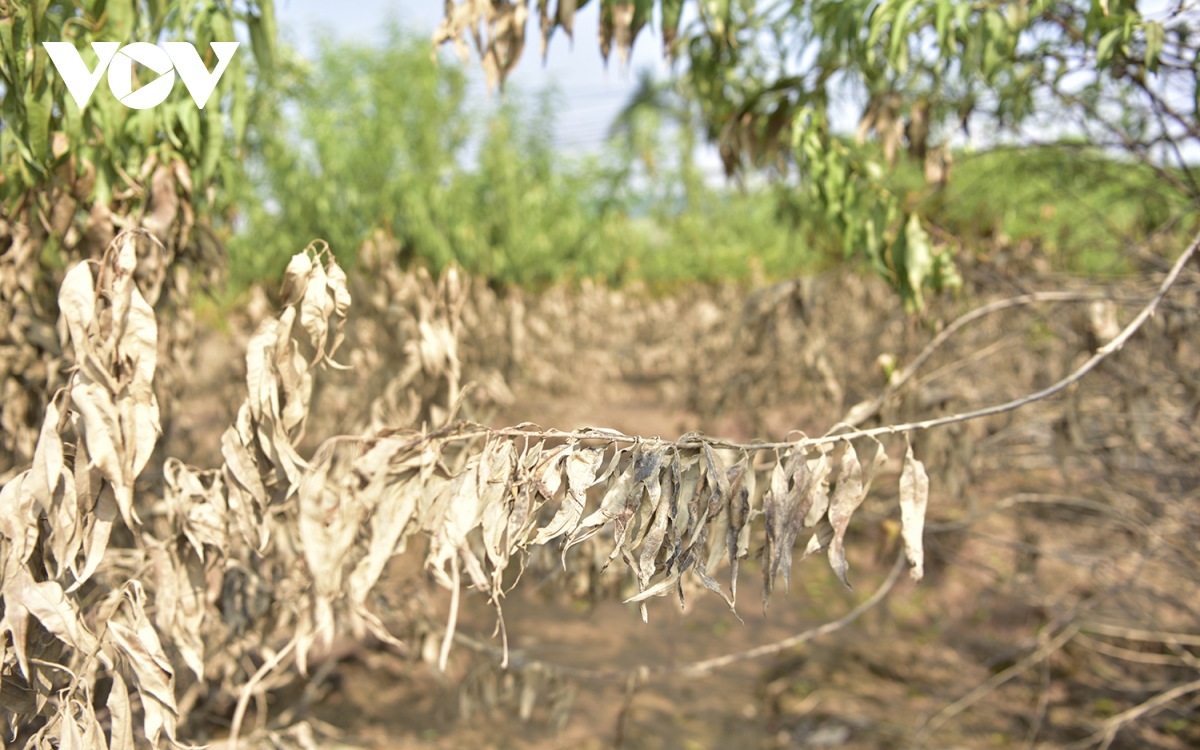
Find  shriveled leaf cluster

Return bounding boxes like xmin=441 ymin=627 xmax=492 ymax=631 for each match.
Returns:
xmin=434 ymin=1 xmax=663 ymax=90
xmin=0 ymin=237 xmax=349 ymax=748
xmin=0 ymin=238 xmax=933 ymax=748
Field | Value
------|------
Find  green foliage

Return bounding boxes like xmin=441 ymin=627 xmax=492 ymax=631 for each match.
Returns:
xmin=230 ymin=29 xmax=821 ymax=291
xmin=929 ymin=145 xmax=1200 ymax=274
xmin=674 ymin=0 xmax=1194 ymax=306
xmin=229 ymin=26 xmax=471 ymax=283
xmin=0 ymin=0 xmax=275 ymax=223
xmin=235 ymin=24 xmax=1194 ymax=295
xmin=790 ymin=139 xmax=1200 ymax=276
xmin=439 ymin=0 xmax=1200 ymax=307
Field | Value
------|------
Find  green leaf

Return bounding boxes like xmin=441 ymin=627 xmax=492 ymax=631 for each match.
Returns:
xmin=933 ymin=245 xmax=962 ymax=293
xmin=32 ymin=0 xmax=46 ymax=35
xmin=632 ymin=0 xmax=652 ymax=39
xmin=866 ymin=1 xmax=894 ymax=51
xmin=63 ymin=96 xmax=83 ymax=149
xmin=146 ymin=0 xmax=169 ymax=31
xmin=903 ymin=212 xmax=934 ymax=310
xmin=210 ymin=11 xmax=235 ymax=50
xmin=136 ymin=107 xmax=156 ymax=149
xmin=248 ymin=13 xmax=274 ymax=78
xmin=101 ymin=0 xmax=136 ymax=41
xmin=198 ymin=97 xmax=223 ymax=184
xmin=178 ymin=98 xmax=201 ymax=153
xmin=1095 ymin=28 xmax=1121 ymax=67
xmin=662 ymin=0 xmax=685 ymax=50
xmin=24 ymin=80 xmax=51 ymax=167
xmin=888 ymin=0 xmax=922 ymax=73
xmin=231 ymin=58 xmax=248 ymax=143
xmin=982 ymin=10 xmax=1009 ymax=79
xmin=0 ymin=18 xmax=15 ymax=82
xmin=1144 ymin=20 xmax=1163 ymax=73
xmin=935 ymin=0 xmax=952 ymax=56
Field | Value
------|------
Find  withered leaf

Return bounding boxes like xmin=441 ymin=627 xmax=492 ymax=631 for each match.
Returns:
xmin=827 ymin=440 xmax=865 ymax=588
xmin=578 ymin=449 xmax=636 ymax=529
xmin=802 ymin=451 xmax=833 ymax=527
xmin=10 ymin=569 xmax=99 ymax=655
xmin=532 ymin=446 xmax=602 ymax=545
xmin=58 ymin=261 xmax=95 ymax=359
xmin=299 ymin=438 xmax=369 ymax=596
xmin=27 ymin=393 xmax=65 ymax=514
xmin=280 ymin=251 xmax=313 ymax=307
xmin=762 ymin=458 xmax=791 ymax=608
xmin=725 ymin=455 xmax=751 ymax=602
xmin=70 ymin=379 xmax=135 ymax=528
xmin=349 ymin=472 xmax=422 ymax=605
xmin=71 ymin=481 xmax=117 ymax=590
xmin=899 ymin=442 xmax=930 ymax=580
xmin=108 ymin=619 xmax=179 ymax=745
xmin=107 ymin=670 xmax=135 ymax=750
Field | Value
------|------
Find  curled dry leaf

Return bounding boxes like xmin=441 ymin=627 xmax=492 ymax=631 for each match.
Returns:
xmin=826 ymin=440 xmax=864 ymax=588
xmin=899 ymin=441 xmax=930 ymax=580
xmin=763 ymin=445 xmax=830 ymax=607
xmin=0 ymin=235 xmax=957 ymax=748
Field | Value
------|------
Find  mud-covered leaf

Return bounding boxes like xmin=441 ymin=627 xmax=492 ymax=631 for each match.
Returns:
xmin=533 ymin=446 xmax=602 ymax=544
xmin=762 ymin=458 xmax=792 ymax=607
xmin=9 ymin=568 xmax=98 ymax=655
xmin=107 ymin=670 xmax=135 ymax=750
xmin=280 ymin=251 xmax=313 ymax=307
xmin=899 ymin=441 xmax=930 ymax=580
xmin=827 ymin=441 xmax=865 ymax=588
xmin=58 ymin=261 xmax=95 ymax=359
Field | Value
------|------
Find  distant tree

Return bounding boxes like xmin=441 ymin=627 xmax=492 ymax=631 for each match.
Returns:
xmin=436 ymin=1 xmax=1199 ymax=307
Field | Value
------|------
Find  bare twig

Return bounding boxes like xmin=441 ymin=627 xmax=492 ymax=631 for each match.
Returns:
xmin=228 ymin=634 xmax=300 ymax=750
xmin=842 ymin=291 xmax=1096 ymax=427
xmin=912 ymin=623 xmax=1082 ymax=746
xmin=1063 ymin=676 xmax=1200 ymax=749
xmin=1080 ymin=621 xmax=1200 ymax=648
xmin=674 ymin=551 xmax=906 ymax=675
xmin=1075 ymin=633 xmax=1189 ymax=667
xmin=1024 ymin=656 xmax=1052 ymax=750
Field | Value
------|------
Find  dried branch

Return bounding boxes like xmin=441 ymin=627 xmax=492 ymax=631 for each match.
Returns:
xmin=1080 ymin=622 xmax=1200 ymax=649
xmin=913 ymin=623 xmax=1083 ymax=745
xmin=1063 ymin=676 xmax=1200 ymax=750
xmin=842 ymin=290 xmax=1146 ymax=427
xmin=229 ymin=634 xmax=300 ymax=750
xmin=1075 ymin=633 xmax=1190 ymax=667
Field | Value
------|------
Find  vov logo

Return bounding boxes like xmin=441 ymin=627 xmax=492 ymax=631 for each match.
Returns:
xmin=42 ymin=42 xmax=239 ymax=110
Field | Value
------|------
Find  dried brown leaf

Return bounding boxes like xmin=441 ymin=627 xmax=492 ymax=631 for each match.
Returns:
xmin=280 ymin=252 xmax=313 ymax=308
xmin=827 ymin=441 xmax=865 ymax=588
xmin=532 ymin=446 xmax=602 ymax=545
xmin=107 ymin=670 xmax=135 ymax=750
xmin=349 ymin=472 xmax=422 ymax=606
xmin=899 ymin=442 xmax=930 ymax=580
xmin=58 ymin=261 xmax=95 ymax=359
xmin=6 ymin=567 xmax=98 ymax=663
